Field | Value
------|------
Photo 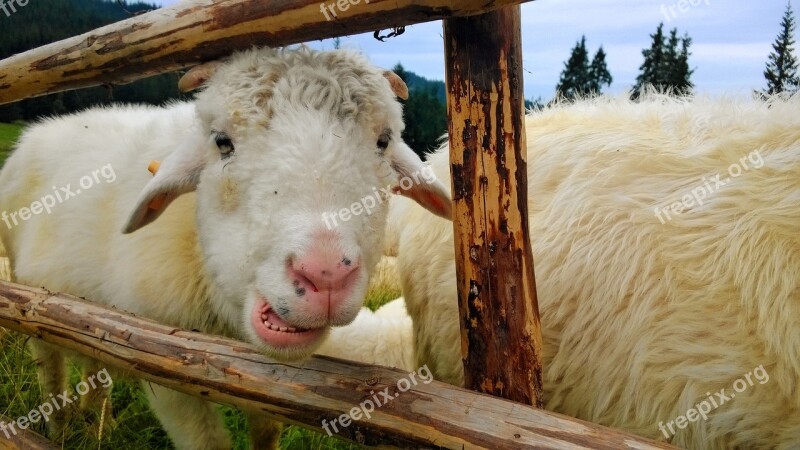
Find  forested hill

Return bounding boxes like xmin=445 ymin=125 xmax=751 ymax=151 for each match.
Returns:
xmin=401 ymin=69 xmax=446 ymax=103
xmin=0 ymin=0 xmax=184 ymax=122
xmin=0 ymin=0 xmax=156 ymax=58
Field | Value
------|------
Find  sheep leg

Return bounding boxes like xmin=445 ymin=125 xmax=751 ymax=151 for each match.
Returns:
xmin=142 ymin=381 xmax=231 ymax=450
xmin=78 ymin=359 xmax=115 ymax=434
xmin=29 ymin=339 xmax=69 ymax=439
xmin=246 ymin=411 xmax=283 ymax=450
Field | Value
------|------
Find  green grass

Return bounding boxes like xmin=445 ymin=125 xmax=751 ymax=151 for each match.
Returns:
xmin=0 ymin=122 xmax=24 ymax=168
xmin=0 ymin=287 xmax=398 ymax=449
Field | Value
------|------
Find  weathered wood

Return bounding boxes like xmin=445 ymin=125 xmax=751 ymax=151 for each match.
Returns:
xmin=0 ymin=414 xmax=58 ymax=450
xmin=444 ymin=8 xmax=543 ymax=406
xmin=0 ymin=281 xmax=674 ymax=449
xmin=0 ymin=0 xmax=535 ymax=105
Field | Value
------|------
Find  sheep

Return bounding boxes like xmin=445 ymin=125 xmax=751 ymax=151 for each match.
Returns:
xmin=390 ymin=93 xmax=800 ymax=449
xmin=0 ymin=46 xmax=451 ymax=450
xmin=316 ymin=297 xmax=415 ymax=371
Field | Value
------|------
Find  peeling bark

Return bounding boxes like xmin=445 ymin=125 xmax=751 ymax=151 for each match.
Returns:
xmin=444 ymin=7 xmax=544 ymax=407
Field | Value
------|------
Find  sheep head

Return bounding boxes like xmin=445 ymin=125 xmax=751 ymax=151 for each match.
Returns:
xmin=122 ymin=47 xmax=451 ymax=361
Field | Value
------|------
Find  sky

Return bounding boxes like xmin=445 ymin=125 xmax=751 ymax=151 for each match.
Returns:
xmin=153 ymin=0 xmax=792 ymax=100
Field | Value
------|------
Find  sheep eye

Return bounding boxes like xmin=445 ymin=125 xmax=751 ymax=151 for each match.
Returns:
xmin=214 ymin=133 xmax=235 ymax=159
xmin=377 ymin=129 xmax=391 ymax=152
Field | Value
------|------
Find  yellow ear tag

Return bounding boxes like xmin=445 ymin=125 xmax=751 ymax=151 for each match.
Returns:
xmin=148 ymin=160 xmax=161 ymax=175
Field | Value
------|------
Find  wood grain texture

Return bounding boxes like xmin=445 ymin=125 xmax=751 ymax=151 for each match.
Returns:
xmin=0 ymin=0 xmax=535 ymax=105
xmin=0 ymin=281 xmax=675 ymax=449
xmin=0 ymin=414 xmax=57 ymax=450
xmin=444 ymin=7 xmax=544 ymax=407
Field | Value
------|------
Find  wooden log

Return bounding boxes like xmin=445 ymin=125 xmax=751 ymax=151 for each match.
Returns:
xmin=0 ymin=281 xmax=675 ymax=449
xmin=0 ymin=0 xmax=535 ymax=105
xmin=0 ymin=414 xmax=58 ymax=450
xmin=443 ymin=8 xmax=543 ymax=406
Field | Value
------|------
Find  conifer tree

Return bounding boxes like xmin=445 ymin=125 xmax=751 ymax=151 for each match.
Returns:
xmin=556 ymin=36 xmax=591 ymax=99
xmin=633 ymin=23 xmax=694 ymax=97
xmin=589 ymin=46 xmax=613 ymax=93
xmin=556 ymin=37 xmax=613 ymax=99
xmin=764 ymin=2 xmax=799 ymax=95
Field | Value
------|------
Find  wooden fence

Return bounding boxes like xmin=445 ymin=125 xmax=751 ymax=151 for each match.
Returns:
xmin=0 ymin=0 xmax=676 ymax=448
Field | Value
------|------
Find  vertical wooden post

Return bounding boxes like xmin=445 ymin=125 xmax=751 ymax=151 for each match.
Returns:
xmin=443 ymin=7 xmax=543 ymax=407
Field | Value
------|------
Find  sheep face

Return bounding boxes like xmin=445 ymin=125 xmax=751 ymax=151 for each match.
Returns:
xmin=122 ymin=48 xmax=451 ymax=361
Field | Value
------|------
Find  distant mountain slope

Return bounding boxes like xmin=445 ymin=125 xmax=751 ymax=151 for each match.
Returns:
xmin=0 ymin=0 xmax=156 ymax=59
xmin=392 ymin=64 xmax=448 ymax=159
xmin=402 ymin=70 xmax=446 ymax=103
xmin=0 ymin=0 xmax=182 ymax=122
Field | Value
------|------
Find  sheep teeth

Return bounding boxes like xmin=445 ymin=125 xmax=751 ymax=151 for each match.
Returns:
xmin=262 ymin=319 xmax=301 ymax=333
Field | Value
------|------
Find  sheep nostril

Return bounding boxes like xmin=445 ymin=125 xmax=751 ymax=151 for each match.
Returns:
xmin=295 ymin=273 xmax=318 ymax=293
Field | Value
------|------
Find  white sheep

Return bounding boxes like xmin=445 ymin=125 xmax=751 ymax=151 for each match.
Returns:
xmin=0 ymin=46 xmax=451 ymax=450
xmin=316 ymin=297 xmax=415 ymax=371
xmin=391 ymin=93 xmax=800 ymax=449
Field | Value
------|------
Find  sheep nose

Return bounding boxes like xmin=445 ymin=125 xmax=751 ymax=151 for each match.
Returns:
xmin=288 ymin=235 xmax=361 ymax=319
xmin=290 ymin=255 xmax=360 ymax=293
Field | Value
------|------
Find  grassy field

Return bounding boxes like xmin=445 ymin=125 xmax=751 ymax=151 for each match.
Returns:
xmin=0 ymin=324 xmax=381 ymax=450
xmin=0 ymin=122 xmax=24 ymax=167
xmin=0 ymin=123 xmax=401 ymax=449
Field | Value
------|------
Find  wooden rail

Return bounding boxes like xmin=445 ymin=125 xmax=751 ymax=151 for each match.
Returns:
xmin=0 ymin=414 xmax=57 ymax=450
xmin=0 ymin=0 xmax=535 ymax=105
xmin=0 ymin=281 xmax=675 ymax=449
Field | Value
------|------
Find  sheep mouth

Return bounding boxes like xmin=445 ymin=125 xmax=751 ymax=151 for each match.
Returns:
xmin=250 ymin=297 xmax=324 ymax=348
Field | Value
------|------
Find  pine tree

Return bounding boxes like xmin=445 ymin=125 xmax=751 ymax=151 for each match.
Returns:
xmin=556 ymin=36 xmax=612 ymax=99
xmin=672 ymin=34 xmax=695 ymax=94
xmin=588 ymin=47 xmax=613 ymax=93
xmin=633 ymin=23 xmax=693 ymax=98
xmin=764 ymin=2 xmax=799 ymax=95
xmin=556 ymin=36 xmax=591 ymax=99
xmin=634 ymin=24 xmax=666 ymax=96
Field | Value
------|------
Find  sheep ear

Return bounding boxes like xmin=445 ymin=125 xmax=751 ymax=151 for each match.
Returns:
xmin=178 ymin=61 xmax=223 ymax=92
xmin=389 ymin=142 xmax=452 ymax=220
xmin=122 ymin=140 xmax=206 ymax=234
xmin=383 ymin=71 xmax=409 ymax=100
